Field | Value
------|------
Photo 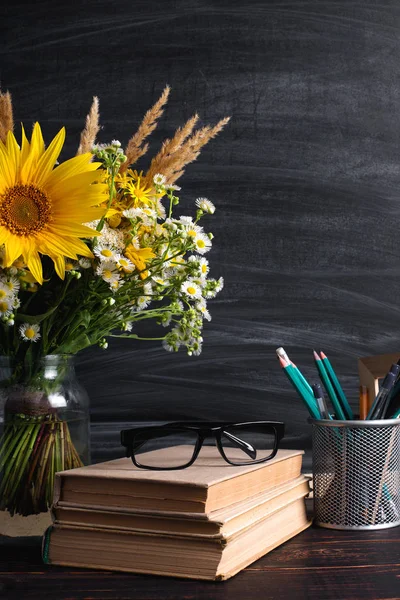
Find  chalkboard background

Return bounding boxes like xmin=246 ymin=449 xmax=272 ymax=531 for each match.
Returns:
xmin=3 ymin=0 xmax=400 ymax=469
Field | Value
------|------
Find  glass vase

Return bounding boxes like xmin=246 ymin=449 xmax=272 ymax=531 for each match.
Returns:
xmin=0 ymin=355 xmax=90 ymax=535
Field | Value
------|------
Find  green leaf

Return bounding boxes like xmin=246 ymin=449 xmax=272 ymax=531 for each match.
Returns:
xmin=16 ymin=306 xmax=58 ymax=324
xmin=56 ymin=333 xmax=92 ymax=354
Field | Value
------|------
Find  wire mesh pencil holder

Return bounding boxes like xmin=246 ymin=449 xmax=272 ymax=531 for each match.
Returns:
xmin=311 ymin=418 xmax=400 ymax=530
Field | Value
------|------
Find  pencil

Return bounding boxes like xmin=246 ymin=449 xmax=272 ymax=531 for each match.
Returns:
xmin=278 ymin=356 xmax=320 ymax=419
xmin=275 ymin=347 xmax=313 ymax=394
xmin=320 ymin=351 xmax=353 ymax=419
xmin=359 ymin=385 xmax=368 ymax=420
xmin=313 ymin=350 xmax=346 ymax=420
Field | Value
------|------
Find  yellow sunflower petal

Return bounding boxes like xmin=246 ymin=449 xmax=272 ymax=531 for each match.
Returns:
xmin=25 ymin=248 xmax=43 ymax=285
xmin=34 ymin=127 xmax=65 ymax=187
xmin=49 ymin=254 xmax=66 ymax=280
xmin=45 ymin=154 xmax=103 ymax=190
xmin=19 ymin=123 xmax=44 ymax=184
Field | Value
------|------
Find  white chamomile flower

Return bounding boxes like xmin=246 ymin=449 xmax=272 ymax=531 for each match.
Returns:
xmin=196 ymin=197 xmax=215 ymax=214
xmin=117 ymin=256 xmax=135 ymax=273
xmin=153 ymin=173 xmax=166 ymax=185
xmin=143 ymin=282 xmax=153 ymax=296
xmin=137 ymin=296 xmax=151 ymax=310
xmin=13 ymin=297 xmax=21 ymax=310
xmin=110 ymin=279 xmax=122 ymax=291
xmin=181 ymin=280 xmax=202 ymax=300
xmin=79 ymin=257 xmax=92 ymax=269
xmin=215 ymin=277 xmax=224 ymax=293
xmin=0 ymin=282 xmax=13 ymax=301
xmin=19 ymin=323 xmax=41 ymax=342
xmin=5 ymin=276 xmax=20 ymax=294
xmin=199 ymin=257 xmax=209 ymax=277
xmin=0 ymin=298 xmax=13 ymax=317
xmin=152 ymin=276 xmax=166 ymax=286
xmin=194 ymin=233 xmax=212 ymax=254
xmin=179 ymin=216 xmax=194 ymax=225
xmin=123 ymin=208 xmax=139 ymax=219
xmin=183 ymin=222 xmax=203 ymax=240
xmin=111 ymin=139 xmax=122 ymax=147
xmin=196 ymin=300 xmax=211 ymax=322
xmin=165 ymin=184 xmax=181 ymax=191
xmin=156 ymin=198 xmax=166 ymax=219
xmin=94 ymin=245 xmax=119 ymax=261
xmin=96 ymin=261 xmax=120 ymax=284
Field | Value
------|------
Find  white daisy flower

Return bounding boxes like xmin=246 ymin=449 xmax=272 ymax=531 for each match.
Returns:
xmin=0 ymin=298 xmax=13 ymax=317
xmin=79 ymin=257 xmax=92 ymax=269
xmin=179 ymin=216 xmax=194 ymax=225
xmin=123 ymin=208 xmax=141 ymax=219
xmin=156 ymin=198 xmax=166 ymax=219
xmin=4 ymin=276 xmax=20 ymax=294
xmin=0 ymin=282 xmax=13 ymax=301
xmin=194 ymin=233 xmax=212 ymax=254
xmin=199 ymin=257 xmax=209 ymax=277
xmin=13 ymin=297 xmax=21 ymax=310
xmin=153 ymin=173 xmax=166 ymax=185
xmin=143 ymin=282 xmax=153 ymax=296
xmin=215 ymin=277 xmax=224 ymax=292
xmin=109 ymin=279 xmax=122 ymax=291
xmin=116 ymin=256 xmax=135 ymax=273
xmin=96 ymin=261 xmax=120 ymax=284
xmin=164 ymin=184 xmax=181 ymax=191
xmin=152 ymin=276 xmax=166 ymax=286
xmin=19 ymin=323 xmax=41 ymax=342
xmin=122 ymin=321 xmax=133 ymax=332
xmin=195 ymin=197 xmax=215 ymax=214
xmin=196 ymin=300 xmax=212 ymax=321
xmin=181 ymin=280 xmax=202 ymax=300
xmin=94 ymin=245 xmax=119 ymax=261
xmin=111 ymin=139 xmax=122 ymax=147
xmin=137 ymin=296 xmax=151 ymax=310
xmin=183 ymin=222 xmax=203 ymax=240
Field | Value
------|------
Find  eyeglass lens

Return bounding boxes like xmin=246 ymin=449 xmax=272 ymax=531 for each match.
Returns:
xmin=220 ymin=423 xmax=277 ymax=464
xmin=133 ymin=429 xmax=199 ymax=468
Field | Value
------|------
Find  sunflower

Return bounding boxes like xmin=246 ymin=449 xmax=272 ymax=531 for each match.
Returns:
xmin=0 ymin=123 xmax=108 ymax=284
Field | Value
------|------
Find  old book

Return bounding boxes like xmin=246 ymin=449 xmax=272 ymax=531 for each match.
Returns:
xmin=53 ymin=475 xmax=310 ymax=538
xmin=44 ymin=496 xmax=311 ymax=580
xmin=54 ymin=447 xmax=304 ymax=514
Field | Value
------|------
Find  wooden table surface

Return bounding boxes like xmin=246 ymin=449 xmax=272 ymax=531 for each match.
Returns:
xmin=1 ymin=526 xmax=399 ymax=600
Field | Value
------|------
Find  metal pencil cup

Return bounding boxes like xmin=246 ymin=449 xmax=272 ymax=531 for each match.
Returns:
xmin=311 ymin=418 xmax=400 ymax=530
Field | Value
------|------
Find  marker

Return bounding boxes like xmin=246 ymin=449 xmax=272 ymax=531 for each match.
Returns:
xmin=276 ymin=347 xmax=313 ymax=395
xmin=313 ymin=351 xmax=346 ymax=420
xmin=278 ymin=357 xmax=320 ymax=419
xmin=367 ymin=372 xmax=396 ymax=420
xmin=320 ymin=351 xmax=353 ymax=419
xmin=312 ymin=383 xmax=330 ymax=419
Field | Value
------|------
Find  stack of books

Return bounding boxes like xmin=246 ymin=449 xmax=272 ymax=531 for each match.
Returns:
xmin=43 ymin=446 xmax=311 ymax=580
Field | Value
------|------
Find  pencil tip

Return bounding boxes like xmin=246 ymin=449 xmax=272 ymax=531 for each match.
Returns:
xmin=313 ymin=350 xmax=321 ymax=360
xmin=278 ymin=356 xmax=288 ymax=367
xmin=320 ymin=351 xmax=327 ymax=359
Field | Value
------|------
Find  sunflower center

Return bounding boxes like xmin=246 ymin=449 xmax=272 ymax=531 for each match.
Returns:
xmin=0 ymin=184 xmax=51 ymax=235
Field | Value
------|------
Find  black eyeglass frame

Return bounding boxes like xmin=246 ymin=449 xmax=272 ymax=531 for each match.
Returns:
xmin=120 ymin=421 xmax=285 ymax=470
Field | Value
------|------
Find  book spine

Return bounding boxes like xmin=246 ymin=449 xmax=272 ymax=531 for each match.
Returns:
xmin=42 ymin=525 xmax=54 ymax=564
xmin=53 ymin=473 xmax=62 ymax=505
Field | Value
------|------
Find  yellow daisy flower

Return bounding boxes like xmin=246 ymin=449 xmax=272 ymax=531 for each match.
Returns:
xmin=0 ymin=123 xmax=108 ymax=284
xmin=124 ymin=244 xmax=156 ymax=280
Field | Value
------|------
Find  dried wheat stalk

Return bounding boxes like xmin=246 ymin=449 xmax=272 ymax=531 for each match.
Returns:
xmin=0 ymin=91 xmax=14 ymax=143
xmin=77 ymin=96 xmax=100 ymax=155
xmin=146 ymin=116 xmax=230 ymax=185
xmin=120 ymin=85 xmax=171 ymax=172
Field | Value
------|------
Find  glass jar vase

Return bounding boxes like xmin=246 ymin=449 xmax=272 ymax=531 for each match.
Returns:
xmin=0 ymin=355 xmax=90 ymax=534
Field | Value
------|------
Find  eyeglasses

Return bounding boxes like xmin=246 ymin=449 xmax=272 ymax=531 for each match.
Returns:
xmin=120 ymin=421 xmax=285 ymax=470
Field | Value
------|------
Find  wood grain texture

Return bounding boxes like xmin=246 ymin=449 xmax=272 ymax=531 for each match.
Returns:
xmin=1 ymin=527 xmax=400 ymax=599
xmin=2 ymin=1 xmax=400 ymax=464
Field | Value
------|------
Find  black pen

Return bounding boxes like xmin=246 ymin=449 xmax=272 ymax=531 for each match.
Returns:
xmin=312 ymin=383 xmax=330 ymax=420
xmin=367 ymin=371 xmax=396 ymax=420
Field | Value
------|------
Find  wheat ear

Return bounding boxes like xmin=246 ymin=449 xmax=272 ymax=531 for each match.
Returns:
xmin=0 ymin=91 xmax=14 ymax=143
xmin=77 ymin=96 xmax=100 ymax=155
xmin=120 ymin=84 xmax=171 ymax=172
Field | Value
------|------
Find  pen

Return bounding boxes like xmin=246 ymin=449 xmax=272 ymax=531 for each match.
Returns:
xmin=313 ymin=350 xmax=346 ymax=420
xmin=312 ymin=383 xmax=330 ymax=419
xmin=366 ymin=371 xmax=396 ymax=420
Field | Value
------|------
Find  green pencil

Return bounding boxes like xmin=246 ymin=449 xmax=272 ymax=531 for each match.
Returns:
xmin=276 ymin=348 xmax=313 ymax=395
xmin=279 ymin=356 xmax=321 ymax=419
xmin=320 ymin=351 xmax=353 ymax=419
xmin=313 ymin=350 xmax=346 ymax=420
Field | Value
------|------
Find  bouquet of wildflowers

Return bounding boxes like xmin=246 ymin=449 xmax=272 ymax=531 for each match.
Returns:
xmin=0 ymin=87 xmax=229 ymax=516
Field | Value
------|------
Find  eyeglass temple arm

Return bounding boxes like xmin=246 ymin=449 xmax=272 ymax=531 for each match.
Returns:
xmin=223 ymin=431 xmax=257 ymax=460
